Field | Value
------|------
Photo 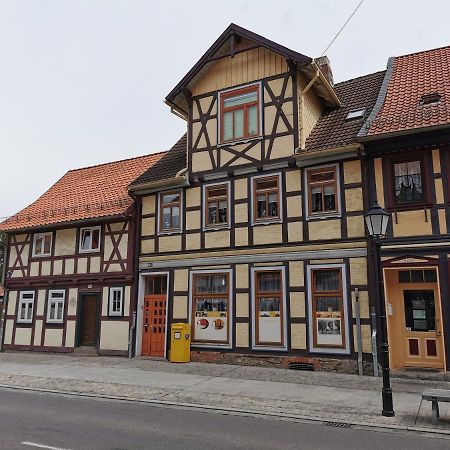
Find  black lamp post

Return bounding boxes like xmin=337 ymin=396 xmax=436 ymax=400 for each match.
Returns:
xmin=364 ymin=200 xmax=395 ymax=417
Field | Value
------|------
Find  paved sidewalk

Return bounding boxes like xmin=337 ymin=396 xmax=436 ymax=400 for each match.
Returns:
xmin=0 ymin=352 xmax=449 ymax=434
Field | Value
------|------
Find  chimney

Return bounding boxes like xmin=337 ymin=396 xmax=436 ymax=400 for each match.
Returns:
xmin=315 ymin=56 xmax=334 ymax=87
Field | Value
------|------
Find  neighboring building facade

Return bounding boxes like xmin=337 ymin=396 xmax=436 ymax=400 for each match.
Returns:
xmin=129 ymin=24 xmax=385 ymax=372
xmin=0 ymin=153 xmax=163 ymax=355
xmin=359 ymin=46 xmax=450 ymax=372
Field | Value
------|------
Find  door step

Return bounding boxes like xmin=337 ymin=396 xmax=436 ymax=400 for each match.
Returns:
xmin=72 ymin=346 xmax=99 ymax=357
xmin=391 ymin=368 xmax=447 ymax=381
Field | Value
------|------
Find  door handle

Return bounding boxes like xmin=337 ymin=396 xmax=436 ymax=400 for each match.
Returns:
xmin=144 ymin=324 xmax=149 ymax=331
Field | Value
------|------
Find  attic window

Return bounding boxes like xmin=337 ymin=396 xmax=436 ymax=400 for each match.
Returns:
xmin=420 ymin=93 xmax=441 ymax=106
xmin=345 ymin=108 xmax=365 ymax=121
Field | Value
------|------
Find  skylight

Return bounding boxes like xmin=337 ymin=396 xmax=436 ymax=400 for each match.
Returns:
xmin=420 ymin=93 xmax=441 ymax=106
xmin=345 ymin=108 xmax=365 ymax=121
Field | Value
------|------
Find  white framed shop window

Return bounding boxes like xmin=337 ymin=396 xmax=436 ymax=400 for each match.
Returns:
xmin=189 ymin=269 xmax=233 ymax=349
xmin=307 ymin=264 xmax=350 ymax=354
xmin=47 ymin=290 xmax=66 ymax=323
xmin=17 ymin=291 xmax=35 ymax=323
xmin=251 ymin=266 xmax=287 ymax=351
xmin=109 ymin=287 xmax=124 ymax=316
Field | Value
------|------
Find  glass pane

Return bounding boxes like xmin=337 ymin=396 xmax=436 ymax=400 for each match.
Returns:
xmin=311 ymin=188 xmax=323 ymax=212
xmin=257 ymin=194 xmax=266 ymax=218
xmin=162 ymin=193 xmax=179 ymax=204
xmin=44 ymin=234 xmax=52 ymax=254
xmin=324 ymin=186 xmax=336 ymax=211
xmin=195 ymin=297 xmax=227 ymax=312
xmin=208 ymin=203 xmax=218 ymax=224
xmin=195 ymin=275 xmax=227 ymax=294
xmin=248 ymin=105 xmax=258 ymax=135
xmin=316 ymin=296 xmax=341 ymax=313
xmin=49 ymin=303 xmax=56 ymax=320
xmin=35 ymin=236 xmax=43 ymax=254
xmin=218 ymin=201 xmax=227 ymax=223
xmin=172 ymin=207 xmax=180 ymax=229
xmin=223 ymin=111 xmax=233 ymax=141
xmin=81 ymin=230 xmax=91 ymax=250
xmin=91 ymin=229 xmax=100 ymax=249
xmin=224 ymin=91 xmax=257 ymax=108
xmin=404 ymin=290 xmax=435 ymax=332
xmin=20 ymin=303 xmax=26 ymax=320
xmin=268 ymin=193 xmax=278 ymax=217
xmin=394 ymin=161 xmax=423 ymax=204
xmin=258 ymin=272 xmax=281 ymax=292
xmin=162 ymin=207 xmax=171 ymax=229
xmin=57 ymin=303 xmax=63 ymax=320
xmin=259 ymin=297 xmax=280 ymax=313
xmin=314 ymin=270 xmax=340 ymax=292
xmin=26 ymin=305 xmax=32 ymax=320
xmin=424 ymin=270 xmax=437 ymax=283
xmin=234 ymin=109 xmax=244 ymax=139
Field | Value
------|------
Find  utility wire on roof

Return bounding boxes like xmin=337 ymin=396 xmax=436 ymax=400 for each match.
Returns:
xmin=321 ymin=0 xmax=366 ymax=56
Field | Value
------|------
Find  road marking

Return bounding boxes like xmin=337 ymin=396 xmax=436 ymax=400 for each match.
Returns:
xmin=21 ymin=442 xmax=73 ymax=450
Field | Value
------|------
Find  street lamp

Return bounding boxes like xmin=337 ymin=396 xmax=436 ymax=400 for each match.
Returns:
xmin=364 ymin=200 xmax=395 ymax=417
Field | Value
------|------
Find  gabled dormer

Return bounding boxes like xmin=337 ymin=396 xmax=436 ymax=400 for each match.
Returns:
xmin=165 ymin=23 xmax=340 ymax=179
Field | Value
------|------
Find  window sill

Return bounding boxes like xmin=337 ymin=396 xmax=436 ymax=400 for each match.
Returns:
xmin=79 ymin=249 xmax=101 ymax=254
xmin=217 ymin=135 xmax=263 ymax=148
xmin=31 ymin=253 xmax=52 ymax=259
xmin=388 ymin=203 xmax=432 ymax=212
xmin=158 ymin=230 xmax=182 ymax=236
xmin=252 ymin=219 xmax=282 ymax=226
xmin=306 ymin=213 xmax=341 ymax=221
xmin=203 ymin=225 xmax=230 ymax=232
xmin=252 ymin=345 xmax=288 ymax=352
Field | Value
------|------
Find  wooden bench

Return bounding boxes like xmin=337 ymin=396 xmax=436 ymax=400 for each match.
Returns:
xmin=422 ymin=389 xmax=450 ymax=425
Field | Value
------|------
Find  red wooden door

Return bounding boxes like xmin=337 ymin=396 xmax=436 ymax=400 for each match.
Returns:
xmin=141 ymin=294 xmax=167 ymax=357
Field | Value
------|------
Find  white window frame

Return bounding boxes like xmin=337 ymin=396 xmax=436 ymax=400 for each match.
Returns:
xmin=202 ymin=180 xmax=231 ymax=231
xmin=79 ymin=226 xmax=102 ymax=253
xmin=250 ymin=172 xmax=283 ymax=226
xmin=17 ymin=291 xmax=35 ymax=324
xmin=32 ymin=232 xmax=53 ymax=257
xmin=306 ymin=263 xmax=350 ymax=355
xmin=251 ymin=266 xmax=288 ymax=351
xmin=304 ymin=163 xmax=341 ymax=221
xmin=217 ymin=81 xmax=263 ymax=147
xmin=46 ymin=289 xmax=66 ymax=324
xmin=189 ymin=268 xmax=233 ymax=349
xmin=157 ymin=189 xmax=184 ymax=235
xmin=109 ymin=287 xmax=124 ymax=316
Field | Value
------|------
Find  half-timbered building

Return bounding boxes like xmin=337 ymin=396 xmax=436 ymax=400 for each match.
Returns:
xmin=129 ymin=24 xmax=385 ymax=372
xmin=0 ymin=153 xmax=163 ymax=355
xmin=358 ymin=46 xmax=450 ymax=372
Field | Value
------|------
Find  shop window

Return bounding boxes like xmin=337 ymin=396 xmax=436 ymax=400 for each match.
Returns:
xmin=204 ymin=183 xmax=229 ymax=228
xmin=32 ymin=232 xmax=52 ymax=257
xmin=47 ymin=290 xmax=65 ymax=323
xmin=159 ymin=190 xmax=182 ymax=232
xmin=109 ymin=287 xmax=124 ymax=316
xmin=192 ymin=272 xmax=230 ymax=346
xmin=252 ymin=174 xmax=281 ymax=223
xmin=306 ymin=165 xmax=339 ymax=217
xmin=308 ymin=266 xmax=349 ymax=353
xmin=17 ymin=291 xmax=35 ymax=323
xmin=79 ymin=226 xmax=101 ymax=253
xmin=392 ymin=159 xmax=425 ymax=205
xmin=253 ymin=269 xmax=285 ymax=348
xmin=219 ymin=84 xmax=260 ymax=143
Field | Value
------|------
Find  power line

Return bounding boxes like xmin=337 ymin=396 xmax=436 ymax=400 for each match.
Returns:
xmin=321 ymin=0 xmax=366 ymax=56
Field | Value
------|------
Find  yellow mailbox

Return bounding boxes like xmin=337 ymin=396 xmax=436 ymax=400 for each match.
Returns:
xmin=170 ymin=323 xmax=191 ymax=363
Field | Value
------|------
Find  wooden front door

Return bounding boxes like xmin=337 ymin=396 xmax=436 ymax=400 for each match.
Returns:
xmin=141 ymin=294 xmax=167 ymax=357
xmin=79 ymin=295 xmax=99 ymax=347
xmin=385 ymin=269 xmax=444 ymax=370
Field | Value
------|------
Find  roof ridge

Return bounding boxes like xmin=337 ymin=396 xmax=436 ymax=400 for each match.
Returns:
xmin=334 ymin=70 xmax=386 ymax=87
xmin=394 ymin=43 xmax=450 ymax=60
xmin=67 ymin=150 xmax=167 ymax=174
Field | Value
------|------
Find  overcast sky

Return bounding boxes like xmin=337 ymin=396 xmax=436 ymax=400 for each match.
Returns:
xmin=1 ymin=0 xmax=449 ymax=218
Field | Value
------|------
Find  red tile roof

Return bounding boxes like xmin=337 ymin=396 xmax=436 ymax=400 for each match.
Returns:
xmin=363 ymin=45 xmax=450 ymax=137
xmin=0 ymin=152 xmax=165 ymax=232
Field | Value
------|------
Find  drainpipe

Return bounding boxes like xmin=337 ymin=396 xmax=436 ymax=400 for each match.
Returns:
xmin=129 ymin=193 xmax=142 ymax=358
xmin=0 ymin=233 xmax=11 ymax=352
xmin=299 ymin=68 xmax=320 ymax=150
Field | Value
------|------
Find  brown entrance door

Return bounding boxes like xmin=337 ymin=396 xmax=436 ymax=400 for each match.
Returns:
xmin=141 ymin=294 xmax=167 ymax=357
xmin=79 ymin=295 xmax=99 ymax=347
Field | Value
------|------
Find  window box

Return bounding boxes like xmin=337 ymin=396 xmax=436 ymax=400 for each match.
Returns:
xmin=32 ymin=232 xmax=53 ymax=257
xmin=305 ymin=164 xmax=340 ymax=220
xmin=203 ymin=182 xmax=230 ymax=230
xmin=307 ymin=264 xmax=350 ymax=354
xmin=108 ymin=287 xmax=124 ymax=316
xmin=190 ymin=270 xmax=232 ymax=348
xmin=251 ymin=173 xmax=282 ymax=225
xmin=158 ymin=190 xmax=182 ymax=234
xmin=218 ymin=83 xmax=262 ymax=145
xmin=251 ymin=267 xmax=287 ymax=350
xmin=47 ymin=290 xmax=65 ymax=323
xmin=79 ymin=226 xmax=101 ymax=253
xmin=17 ymin=291 xmax=35 ymax=324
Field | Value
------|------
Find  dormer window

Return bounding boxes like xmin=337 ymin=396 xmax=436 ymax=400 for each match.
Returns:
xmin=345 ymin=108 xmax=365 ymax=121
xmin=420 ymin=93 xmax=441 ymax=106
xmin=219 ymin=84 xmax=260 ymax=143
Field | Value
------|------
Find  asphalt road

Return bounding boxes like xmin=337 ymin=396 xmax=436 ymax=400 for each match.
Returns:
xmin=0 ymin=388 xmax=449 ymax=450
